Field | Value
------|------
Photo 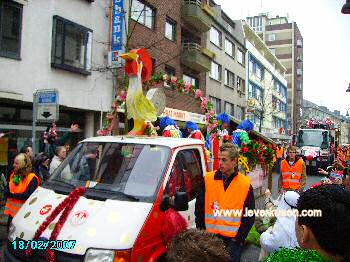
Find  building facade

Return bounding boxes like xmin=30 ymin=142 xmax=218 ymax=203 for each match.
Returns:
xmin=303 ymin=100 xmax=350 ymax=144
xmin=246 ymin=14 xmax=303 ymax=134
xmin=126 ymin=0 xmax=215 ymax=125
xmin=205 ymin=1 xmax=246 ymax=120
xmin=0 ymin=0 xmax=113 ymax=160
xmin=243 ymin=22 xmax=289 ymax=141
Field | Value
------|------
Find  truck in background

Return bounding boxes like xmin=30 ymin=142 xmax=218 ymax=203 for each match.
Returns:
xmin=296 ymin=122 xmax=340 ymax=174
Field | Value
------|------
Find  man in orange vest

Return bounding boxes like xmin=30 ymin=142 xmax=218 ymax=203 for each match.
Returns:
xmin=195 ymin=143 xmax=255 ymax=261
xmin=275 ymin=143 xmax=284 ymax=173
xmin=278 ymin=146 xmax=306 ymax=193
xmin=3 ymin=153 xmax=40 ymax=229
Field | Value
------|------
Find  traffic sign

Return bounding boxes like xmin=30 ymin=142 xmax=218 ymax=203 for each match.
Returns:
xmin=35 ymin=89 xmax=59 ymax=122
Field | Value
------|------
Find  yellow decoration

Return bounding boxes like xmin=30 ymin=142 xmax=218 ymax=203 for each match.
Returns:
xmin=238 ymin=156 xmax=250 ymax=173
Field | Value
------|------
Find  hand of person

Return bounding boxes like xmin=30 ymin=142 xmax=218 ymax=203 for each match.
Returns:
xmin=3 ymin=185 xmax=12 ymax=198
xmin=71 ymin=124 xmax=79 ymax=132
xmin=318 ymin=168 xmax=328 ymax=175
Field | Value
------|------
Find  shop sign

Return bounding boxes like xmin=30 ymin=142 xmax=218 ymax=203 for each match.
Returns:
xmin=109 ymin=0 xmax=125 ymax=67
xmin=162 ymin=107 xmax=206 ymax=124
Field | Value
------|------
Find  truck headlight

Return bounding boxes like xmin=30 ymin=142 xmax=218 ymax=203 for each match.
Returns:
xmin=8 ymin=222 xmax=16 ymax=242
xmin=84 ymin=249 xmax=131 ymax=262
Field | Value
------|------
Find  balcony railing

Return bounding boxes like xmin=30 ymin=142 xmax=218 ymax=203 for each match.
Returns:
xmin=181 ymin=42 xmax=212 ymax=72
xmin=182 ymin=0 xmax=212 ymax=32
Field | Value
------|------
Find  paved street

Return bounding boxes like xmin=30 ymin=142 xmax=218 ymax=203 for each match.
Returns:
xmin=0 ymin=173 xmax=323 ymax=261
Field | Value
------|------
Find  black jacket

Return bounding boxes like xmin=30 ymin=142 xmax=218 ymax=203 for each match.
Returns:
xmin=195 ymin=170 xmax=255 ymax=243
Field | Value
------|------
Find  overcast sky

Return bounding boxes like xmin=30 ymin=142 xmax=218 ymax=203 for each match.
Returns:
xmin=215 ymin=0 xmax=350 ymax=116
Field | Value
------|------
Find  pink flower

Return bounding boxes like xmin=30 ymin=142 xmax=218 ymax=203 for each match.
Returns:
xmin=171 ymin=76 xmax=177 ymax=83
xmin=195 ymin=89 xmax=202 ymax=98
xmin=163 ymin=74 xmax=168 ymax=81
xmin=112 ymin=101 xmax=118 ymax=109
xmin=210 ymin=110 xmax=215 ymax=116
xmin=119 ymin=90 xmax=127 ymax=101
xmin=185 ymin=82 xmax=191 ymax=93
xmin=97 ymin=130 xmax=103 ymax=136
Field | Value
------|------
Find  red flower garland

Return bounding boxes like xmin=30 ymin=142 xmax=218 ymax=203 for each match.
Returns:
xmin=26 ymin=187 xmax=86 ymax=262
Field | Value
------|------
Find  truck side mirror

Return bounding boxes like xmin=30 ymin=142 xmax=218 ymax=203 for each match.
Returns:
xmin=174 ymin=191 xmax=188 ymax=211
xmin=160 ymin=194 xmax=170 ymax=212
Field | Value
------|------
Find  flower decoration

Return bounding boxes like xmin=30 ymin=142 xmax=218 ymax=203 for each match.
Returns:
xmin=239 ymin=140 xmax=276 ymax=172
xmin=97 ymin=89 xmax=126 ymax=136
xmin=265 ymin=248 xmax=329 ymax=262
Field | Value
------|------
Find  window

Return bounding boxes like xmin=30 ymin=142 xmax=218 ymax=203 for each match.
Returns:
xmin=183 ymin=74 xmax=198 ymax=87
xmin=165 ymin=17 xmax=176 ymax=41
xmin=237 ymin=76 xmax=245 ymax=93
xmin=209 ymin=96 xmax=221 ymax=114
xmin=51 ymin=16 xmax=92 ymax=75
xmin=224 ymin=69 xmax=235 ymax=88
xmin=235 ymin=106 xmax=245 ymax=120
xmin=131 ymin=0 xmax=155 ymax=29
xmin=210 ymin=61 xmax=222 ymax=81
xmin=225 ymin=38 xmax=234 ymax=57
xmin=249 ymin=55 xmax=264 ymax=80
xmin=0 ymin=1 xmax=23 ymax=59
xmin=166 ymin=150 xmax=203 ymax=201
xmin=268 ymin=34 xmax=276 ymax=41
xmin=224 ymin=102 xmax=234 ymax=116
xmin=270 ymin=48 xmax=276 ymax=55
xmin=237 ymin=48 xmax=245 ymax=65
xmin=165 ymin=64 xmax=176 ymax=76
xmin=210 ymin=26 xmax=222 ymax=47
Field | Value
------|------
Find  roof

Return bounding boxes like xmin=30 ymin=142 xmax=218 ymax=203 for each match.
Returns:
xmin=82 ymin=136 xmax=204 ymax=149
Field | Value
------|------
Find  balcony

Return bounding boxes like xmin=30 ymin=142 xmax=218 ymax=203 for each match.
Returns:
xmin=181 ymin=42 xmax=212 ymax=72
xmin=182 ymin=0 xmax=212 ymax=33
xmin=266 ymin=39 xmax=292 ymax=46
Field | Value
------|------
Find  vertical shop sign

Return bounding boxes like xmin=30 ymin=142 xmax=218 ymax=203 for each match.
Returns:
xmin=109 ymin=0 xmax=125 ymax=67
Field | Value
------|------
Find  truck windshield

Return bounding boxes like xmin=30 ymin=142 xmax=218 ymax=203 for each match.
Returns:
xmin=45 ymin=142 xmax=171 ymax=202
xmin=297 ymin=130 xmax=327 ymax=148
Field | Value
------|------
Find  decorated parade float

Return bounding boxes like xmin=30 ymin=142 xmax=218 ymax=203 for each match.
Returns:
xmin=5 ymin=49 xmax=278 ymax=262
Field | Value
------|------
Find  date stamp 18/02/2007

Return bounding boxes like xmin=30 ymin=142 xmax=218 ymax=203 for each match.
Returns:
xmin=12 ymin=240 xmax=77 ymax=250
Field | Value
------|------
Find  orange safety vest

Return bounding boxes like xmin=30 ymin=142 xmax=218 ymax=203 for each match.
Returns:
xmin=281 ymin=159 xmax=303 ymax=190
xmin=4 ymin=172 xmax=40 ymax=217
xmin=204 ymin=171 xmax=250 ymax=238
xmin=276 ymin=147 xmax=284 ymax=159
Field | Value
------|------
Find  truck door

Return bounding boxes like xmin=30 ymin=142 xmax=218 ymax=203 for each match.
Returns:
xmin=165 ymin=148 xmax=204 ymax=228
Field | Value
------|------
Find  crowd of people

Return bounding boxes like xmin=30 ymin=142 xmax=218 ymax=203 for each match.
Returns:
xmin=1 ymin=123 xmax=79 ymax=231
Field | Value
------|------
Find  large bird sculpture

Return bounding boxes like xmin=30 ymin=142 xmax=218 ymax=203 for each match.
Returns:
xmin=120 ymin=49 xmax=157 ymax=135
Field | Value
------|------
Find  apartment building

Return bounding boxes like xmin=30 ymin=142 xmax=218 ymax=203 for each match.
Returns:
xmin=0 ymin=0 xmax=113 ymax=155
xmin=243 ymin=22 xmax=289 ymax=141
xmin=247 ymin=14 xmax=303 ymax=134
xmin=126 ymin=0 xmax=215 ymax=125
xmin=204 ymin=1 xmax=246 ymax=120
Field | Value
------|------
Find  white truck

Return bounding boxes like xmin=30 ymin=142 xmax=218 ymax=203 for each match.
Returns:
xmin=296 ymin=126 xmax=336 ymax=173
xmin=4 ymin=136 xmax=208 ymax=262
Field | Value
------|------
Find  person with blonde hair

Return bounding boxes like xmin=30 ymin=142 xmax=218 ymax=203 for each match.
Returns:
xmin=3 ymin=153 xmax=40 ymax=229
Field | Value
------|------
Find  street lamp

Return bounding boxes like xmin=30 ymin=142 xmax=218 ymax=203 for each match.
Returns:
xmin=346 ymin=83 xmax=350 ymax=93
xmin=342 ymin=0 xmax=350 ymax=14
xmin=346 ymin=109 xmax=350 ymax=117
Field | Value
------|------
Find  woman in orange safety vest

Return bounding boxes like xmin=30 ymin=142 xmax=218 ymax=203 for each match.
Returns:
xmin=3 ymin=153 xmax=40 ymax=229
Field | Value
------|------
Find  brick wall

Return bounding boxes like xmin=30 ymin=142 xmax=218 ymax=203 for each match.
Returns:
xmin=124 ymin=0 xmax=206 ymax=114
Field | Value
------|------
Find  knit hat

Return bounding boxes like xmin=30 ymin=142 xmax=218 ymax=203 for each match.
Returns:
xmin=237 ymin=119 xmax=254 ymax=132
xmin=160 ymin=116 xmax=176 ymax=129
xmin=185 ymin=121 xmax=198 ymax=131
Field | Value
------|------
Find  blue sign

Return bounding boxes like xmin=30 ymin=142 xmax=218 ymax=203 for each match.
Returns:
xmin=110 ymin=0 xmax=124 ymax=62
xmin=38 ymin=91 xmax=57 ymax=104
